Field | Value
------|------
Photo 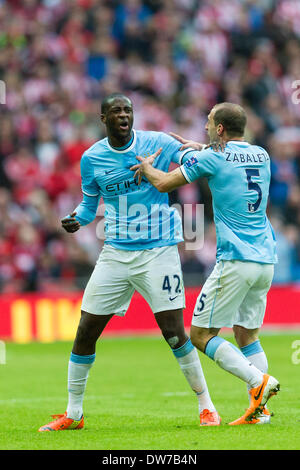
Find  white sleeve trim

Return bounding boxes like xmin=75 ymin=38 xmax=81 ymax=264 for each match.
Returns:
xmin=82 ymin=189 xmax=100 ymax=197
xmin=180 ymin=165 xmax=192 ymax=183
xmin=179 ymin=147 xmax=195 ymax=164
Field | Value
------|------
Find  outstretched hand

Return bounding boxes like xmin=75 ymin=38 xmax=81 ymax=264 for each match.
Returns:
xmin=169 ymin=132 xmax=205 ymax=151
xmin=170 ymin=132 xmax=226 ymax=153
xmin=130 ymin=147 xmax=162 ymax=184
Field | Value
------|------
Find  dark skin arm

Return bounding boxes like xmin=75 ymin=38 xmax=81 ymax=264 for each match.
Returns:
xmin=61 ymin=211 xmax=81 ymax=233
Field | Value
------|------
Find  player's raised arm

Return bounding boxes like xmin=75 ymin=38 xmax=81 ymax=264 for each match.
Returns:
xmin=170 ymin=132 xmax=226 ymax=153
xmin=169 ymin=132 xmax=205 ymax=151
xmin=131 ymin=148 xmax=187 ymax=193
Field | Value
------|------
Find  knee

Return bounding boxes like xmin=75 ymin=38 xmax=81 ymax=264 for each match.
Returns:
xmin=155 ymin=310 xmax=188 ymax=349
xmin=161 ymin=327 xmax=188 ymax=349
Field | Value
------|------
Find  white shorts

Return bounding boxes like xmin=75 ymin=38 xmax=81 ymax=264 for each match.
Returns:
xmin=81 ymin=244 xmax=185 ymax=316
xmin=191 ymin=260 xmax=274 ymax=329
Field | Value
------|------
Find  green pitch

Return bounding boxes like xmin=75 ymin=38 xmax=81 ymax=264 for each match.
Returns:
xmin=0 ymin=333 xmax=299 ymax=450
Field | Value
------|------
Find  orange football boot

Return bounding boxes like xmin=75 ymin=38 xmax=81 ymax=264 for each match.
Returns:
xmin=247 ymin=407 xmax=272 ymax=424
xmin=200 ymin=409 xmax=221 ymax=426
xmin=229 ymin=374 xmax=279 ymax=425
xmin=38 ymin=412 xmax=84 ymax=432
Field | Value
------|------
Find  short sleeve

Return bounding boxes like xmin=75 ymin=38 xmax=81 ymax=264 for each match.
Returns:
xmin=80 ymin=153 xmax=100 ymax=197
xmin=180 ymin=149 xmax=219 ymax=183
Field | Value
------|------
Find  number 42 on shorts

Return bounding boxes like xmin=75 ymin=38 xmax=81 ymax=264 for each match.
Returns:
xmin=162 ymin=274 xmax=182 ymax=301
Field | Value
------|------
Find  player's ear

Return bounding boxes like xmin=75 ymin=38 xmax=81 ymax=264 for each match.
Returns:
xmin=100 ymin=114 xmax=106 ymax=125
xmin=217 ymin=124 xmax=224 ymax=136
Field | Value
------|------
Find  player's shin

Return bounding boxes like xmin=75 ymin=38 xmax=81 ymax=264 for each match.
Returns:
xmin=204 ymin=336 xmax=264 ymax=388
xmin=66 ymin=352 xmax=96 ymax=420
xmin=172 ymin=338 xmax=216 ymax=413
xmin=240 ymin=339 xmax=268 ymax=376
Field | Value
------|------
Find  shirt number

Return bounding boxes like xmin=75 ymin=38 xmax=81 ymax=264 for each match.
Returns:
xmin=245 ymin=168 xmax=262 ymax=212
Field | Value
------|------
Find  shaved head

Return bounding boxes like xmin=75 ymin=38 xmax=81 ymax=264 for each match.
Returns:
xmin=101 ymin=93 xmax=132 ymax=115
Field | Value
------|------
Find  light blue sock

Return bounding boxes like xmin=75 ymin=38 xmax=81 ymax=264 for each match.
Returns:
xmin=172 ymin=339 xmax=216 ymax=412
xmin=67 ymin=353 xmax=96 ymax=420
xmin=240 ymin=340 xmax=268 ymax=373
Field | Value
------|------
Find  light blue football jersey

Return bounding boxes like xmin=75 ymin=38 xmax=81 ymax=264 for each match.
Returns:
xmin=75 ymin=129 xmax=193 ymax=250
xmin=180 ymin=141 xmax=277 ymax=264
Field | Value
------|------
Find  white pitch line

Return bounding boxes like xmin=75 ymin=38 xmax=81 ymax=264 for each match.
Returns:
xmin=161 ymin=392 xmax=190 ymax=397
xmin=0 ymin=391 xmax=191 ymax=405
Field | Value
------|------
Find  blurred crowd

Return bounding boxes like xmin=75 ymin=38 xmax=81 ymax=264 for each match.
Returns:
xmin=1 ymin=0 xmax=300 ymax=293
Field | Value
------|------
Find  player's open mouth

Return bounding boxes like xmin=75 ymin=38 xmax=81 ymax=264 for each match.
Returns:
xmin=119 ymin=122 xmax=129 ymax=131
